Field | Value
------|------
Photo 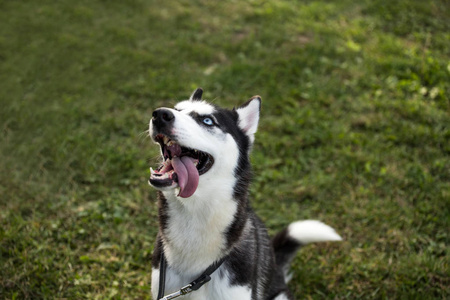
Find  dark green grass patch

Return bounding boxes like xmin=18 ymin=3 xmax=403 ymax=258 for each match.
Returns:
xmin=1 ymin=0 xmax=449 ymax=299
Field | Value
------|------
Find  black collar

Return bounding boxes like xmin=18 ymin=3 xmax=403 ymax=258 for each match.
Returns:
xmin=157 ymin=252 xmax=228 ymax=300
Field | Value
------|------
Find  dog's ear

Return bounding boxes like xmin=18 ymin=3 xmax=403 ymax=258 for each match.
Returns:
xmin=236 ymin=96 xmax=261 ymax=143
xmin=189 ymin=88 xmax=203 ymax=101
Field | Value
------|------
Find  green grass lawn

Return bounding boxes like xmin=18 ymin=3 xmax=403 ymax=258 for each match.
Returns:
xmin=1 ymin=0 xmax=449 ymax=299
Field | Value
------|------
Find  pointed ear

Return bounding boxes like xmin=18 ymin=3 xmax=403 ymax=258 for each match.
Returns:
xmin=189 ymin=88 xmax=203 ymax=101
xmin=236 ymin=96 xmax=261 ymax=143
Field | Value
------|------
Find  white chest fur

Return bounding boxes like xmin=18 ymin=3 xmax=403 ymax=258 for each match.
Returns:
xmin=161 ymin=183 xmax=238 ymax=276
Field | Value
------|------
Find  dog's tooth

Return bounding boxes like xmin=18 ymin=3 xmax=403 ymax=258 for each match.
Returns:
xmin=163 ymin=136 xmax=169 ymax=144
xmin=150 ymin=167 xmax=155 ymax=174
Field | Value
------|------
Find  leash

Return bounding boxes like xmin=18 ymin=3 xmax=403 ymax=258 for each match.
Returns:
xmin=157 ymin=252 xmax=228 ymax=300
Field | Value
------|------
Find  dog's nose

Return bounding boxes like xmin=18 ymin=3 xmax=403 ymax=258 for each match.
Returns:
xmin=152 ymin=108 xmax=175 ymax=127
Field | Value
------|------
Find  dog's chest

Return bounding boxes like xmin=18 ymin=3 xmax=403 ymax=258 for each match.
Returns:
xmin=162 ymin=190 xmax=238 ymax=273
xmin=151 ymin=267 xmax=251 ymax=300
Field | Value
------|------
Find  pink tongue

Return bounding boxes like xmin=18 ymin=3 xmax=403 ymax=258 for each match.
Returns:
xmin=171 ymin=156 xmax=199 ymax=198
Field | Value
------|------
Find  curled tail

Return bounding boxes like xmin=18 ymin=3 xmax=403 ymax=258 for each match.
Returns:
xmin=271 ymin=220 xmax=342 ymax=282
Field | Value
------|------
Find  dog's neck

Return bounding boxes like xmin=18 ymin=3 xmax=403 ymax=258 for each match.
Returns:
xmin=157 ymin=181 xmax=241 ymax=276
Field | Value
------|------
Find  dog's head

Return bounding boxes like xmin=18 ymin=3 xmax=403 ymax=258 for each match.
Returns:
xmin=148 ymin=88 xmax=261 ymax=200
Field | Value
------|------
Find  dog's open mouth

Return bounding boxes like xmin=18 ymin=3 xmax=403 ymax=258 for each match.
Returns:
xmin=149 ymin=134 xmax=214 ymax=198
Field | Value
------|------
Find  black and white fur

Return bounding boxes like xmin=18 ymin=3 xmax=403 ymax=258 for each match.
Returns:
xmin=148 ymin=89 xmax=342 ymax=300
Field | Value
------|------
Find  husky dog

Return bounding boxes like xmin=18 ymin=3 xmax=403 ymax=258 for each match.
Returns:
xmin=148 ymin=88 xmax=342 ymax=300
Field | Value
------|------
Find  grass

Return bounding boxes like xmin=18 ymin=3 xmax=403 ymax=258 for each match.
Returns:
xmin=0 ymin=0 xmax=449 ymax=299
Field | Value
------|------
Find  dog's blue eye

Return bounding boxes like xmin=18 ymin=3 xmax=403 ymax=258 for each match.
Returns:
xmin=202 ymin=117 xmax=214 ymax=126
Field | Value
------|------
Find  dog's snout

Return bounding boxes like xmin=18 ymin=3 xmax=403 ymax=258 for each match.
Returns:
xmin=152 ymin=108 xmax=175 ymax=127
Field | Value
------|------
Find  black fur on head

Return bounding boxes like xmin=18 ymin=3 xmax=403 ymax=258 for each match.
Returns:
xmin=209 ymin=106 xmax=253 ymax=248
xmin=190 ymin=88 xmax=203 ymax=101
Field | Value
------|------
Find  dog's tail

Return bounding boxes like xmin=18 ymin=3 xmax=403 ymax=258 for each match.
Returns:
xmin=271 ymin=220 xmax=342 ymax=282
